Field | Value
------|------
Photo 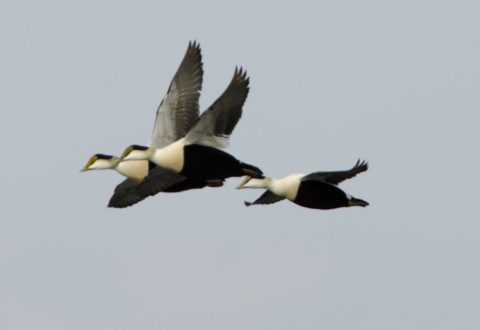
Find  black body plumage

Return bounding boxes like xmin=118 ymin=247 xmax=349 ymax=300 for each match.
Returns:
xmin=181 ymin=144 xmax=263 ymax=180
xmin=294 ymin=180 xmax=350 ymax=209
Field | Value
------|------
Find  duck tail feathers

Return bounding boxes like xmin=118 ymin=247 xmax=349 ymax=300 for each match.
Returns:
xmin=349 ymin=196 xmax=369 ymax=207
xmin=240 ymin=162 xmax=264 ymax=178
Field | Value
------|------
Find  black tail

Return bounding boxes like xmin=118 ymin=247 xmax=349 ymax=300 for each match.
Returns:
xmin=349 ymin=196 xmax=369 ymax=207
xmin=240 ymin=162 xmax=264 ymax=178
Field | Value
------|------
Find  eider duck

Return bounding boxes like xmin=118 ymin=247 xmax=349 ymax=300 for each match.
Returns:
xmin=237 ymin=160 xmax=369 ymax=210
xmin=81 ymin=41 xmax=215 ymax=208
xmin=120 ymin=67 xmax=264 ymax=197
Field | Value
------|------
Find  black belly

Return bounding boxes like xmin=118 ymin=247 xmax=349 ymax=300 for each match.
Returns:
xmin=294 ymin=180 xmax=349 ymax=210
xmin=181 ymin=144 xmax=244 ymax=180
xmin=163 ymin=177 xmax=207 ymax=192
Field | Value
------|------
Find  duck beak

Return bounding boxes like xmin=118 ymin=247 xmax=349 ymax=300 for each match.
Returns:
xmin=120 ymin=146 xmax=134 ymax=161
xmin=236 ymin=176 xmax=252 ymax=189
xmin=80 ymin=156 xmax=97 ymax=172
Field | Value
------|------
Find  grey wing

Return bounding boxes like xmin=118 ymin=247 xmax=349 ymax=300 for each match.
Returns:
xmin=108 ymin=178 xmax=147 ymax=208
xmin=135 ymin=166 xmax=188 ymax=197
xmin=150 ymin=41 xmax=203 ymax=148
xmin=302 ymin=159 xmax=369 ymax=185
xmin=244 ymin=190 xmax=285 ymax=207
xmin=184 ymin=67 xmax=249 ymax=148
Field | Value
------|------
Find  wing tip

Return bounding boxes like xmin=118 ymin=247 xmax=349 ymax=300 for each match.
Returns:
xmin=187 ymin=40 xmax=201 ymax=52
xmin=233 ymin=66 xmax=250 ymax=85
xmin=354 ymin=159 xmax=369 ymax=172
xmin=107 ymin=199 xmax=132 ymax=209
xmin=184 ymin=40 xmax=203 ymax=75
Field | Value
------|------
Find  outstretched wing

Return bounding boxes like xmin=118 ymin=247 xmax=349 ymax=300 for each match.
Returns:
xmin=135 ymin=166 xmax=188 ymax=197
xmin=302 ymin=159 xmax=368 ymax=185
xmin=108 ymin=178 xmax=146 ymax=208
xmin=244 ymin=190 xmax=285 ymax=207
xmin=150 ymin=41 xmax=203 ymax=148
xmin=184 ymin=67 xmax=249 ymax=148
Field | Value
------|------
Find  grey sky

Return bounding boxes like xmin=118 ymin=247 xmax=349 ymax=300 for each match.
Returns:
xmin=1 ymin=0 xmax=479 ymax=329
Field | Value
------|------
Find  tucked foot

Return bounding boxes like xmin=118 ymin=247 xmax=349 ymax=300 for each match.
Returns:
xmin=206 ymin=179 xmax=224 ymax=187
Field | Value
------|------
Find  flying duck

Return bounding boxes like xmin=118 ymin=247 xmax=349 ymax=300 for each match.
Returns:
xmin=237 ymin=160 xmax=369 ymax=210
xmin=81 ymin=41 xmax=214 ymax=208
xmin=120 ymin=67 xmax=264 ymax=198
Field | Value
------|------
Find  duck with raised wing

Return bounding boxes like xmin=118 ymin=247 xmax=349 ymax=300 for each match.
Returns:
xmin=120 ymin=68 xmax=263 ymax=198
xmin=81 ymin=41 xmax=216 ymax=208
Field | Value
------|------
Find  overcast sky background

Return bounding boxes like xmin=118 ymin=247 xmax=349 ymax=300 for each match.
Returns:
xmin=1 ymin=1 xmax=479 ymax=329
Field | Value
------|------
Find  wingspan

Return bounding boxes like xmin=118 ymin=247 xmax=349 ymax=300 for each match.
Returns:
xmin=245 ymin=190 xmax=285 ymax=207
xmin=184 ymin=67 xmax=249 ymax=148
xmin=150 ymin=41 xmax=203 ymax=148
xmin=302 ymin=159 xmax=369 ymax=185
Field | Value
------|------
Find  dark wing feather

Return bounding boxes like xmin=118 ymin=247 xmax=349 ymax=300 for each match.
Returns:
xmin=135 ymin=166 xmax=188 ymax=197
xmin=184 ymin=67 xmax=249 ymax=147
xmin=244 ymin=190 xmax=285 ymax=207
xmin=108 ymin=178 xmax=146 ymax=208
xmin=150 ymin=41 xmax=203 ymax=148
xmin=302 ymin=160 xmax=369 ymax=185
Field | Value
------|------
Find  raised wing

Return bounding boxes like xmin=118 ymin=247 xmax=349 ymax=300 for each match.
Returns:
xmin=302 ymin=159 xmax=369 ymax=185
xmin=108 ymin=178 xmax=147 ymax=208
xmin=150 ymin=41 xmax=203 ymax=148
xmin=184 ymin=67 xmax=249 ymax=148
xmin=244 ymin=190 xmax=285 ymax=207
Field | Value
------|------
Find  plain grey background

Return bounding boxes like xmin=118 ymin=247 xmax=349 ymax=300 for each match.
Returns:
xmin=1 ymin=0 xmax=479 ymax=329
